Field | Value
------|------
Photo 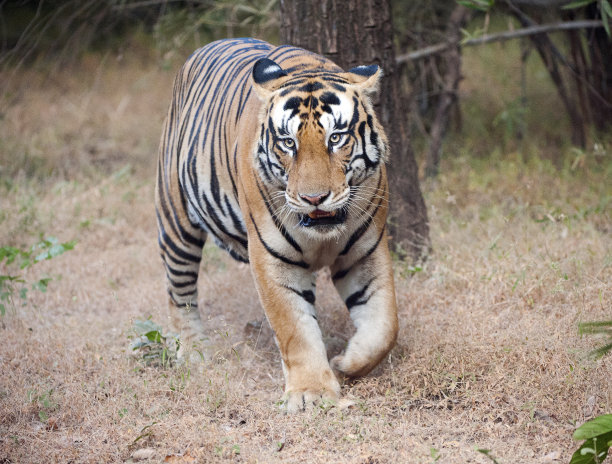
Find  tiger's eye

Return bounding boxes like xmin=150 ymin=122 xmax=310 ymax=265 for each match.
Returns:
xmin=329 ymin=133 xmax=341 ymax=144
xmin=282 ymin=138 xmax=295 ymax=149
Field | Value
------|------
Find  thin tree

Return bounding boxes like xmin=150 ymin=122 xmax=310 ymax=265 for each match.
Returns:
xmin=280 ymin=0 xmax=430 ymax=261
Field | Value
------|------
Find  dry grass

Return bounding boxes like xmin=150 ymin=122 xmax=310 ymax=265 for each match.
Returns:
xmin=0 ymin=51 xmax=610 ymax=464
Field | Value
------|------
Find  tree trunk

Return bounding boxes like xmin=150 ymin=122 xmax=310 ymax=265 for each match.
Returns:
xmin=280 ymin=0 xmax=430 ymax=261
xmin=507 ymin=4 xmax=587 ymax=147
xmin=585 ymin=3 xmax=612 ymax=132
xmin=425 ymin=5 xmax=471 ymax=178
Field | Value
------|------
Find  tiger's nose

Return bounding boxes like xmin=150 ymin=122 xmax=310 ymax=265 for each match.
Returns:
xmin=299 ymin=191 xmax=330 ymax=206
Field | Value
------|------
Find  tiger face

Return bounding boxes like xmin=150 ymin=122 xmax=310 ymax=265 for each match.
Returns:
xmin=252 ymin=59 xmax=388 ymax=235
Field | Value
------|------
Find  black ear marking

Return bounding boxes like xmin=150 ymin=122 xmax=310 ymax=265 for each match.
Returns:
xmin=253 ymin=58 xmax=288 ymax=84
xmin=348 ymin=64 xmax=379 ymax=77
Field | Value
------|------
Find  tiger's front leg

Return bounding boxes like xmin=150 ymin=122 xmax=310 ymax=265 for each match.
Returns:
xmin=331 ymin=234 xmax=399 ymax=378
xmin=248 ymin=241 xmax=340 ymax=413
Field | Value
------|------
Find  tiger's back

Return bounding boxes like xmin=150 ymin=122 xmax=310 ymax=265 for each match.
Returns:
xmin=156 ymin=39 xmax=269 ymax=266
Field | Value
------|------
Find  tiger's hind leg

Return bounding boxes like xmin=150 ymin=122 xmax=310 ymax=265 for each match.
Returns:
xmin=160 ymin=228 xmax=207 ymax=364
xmin=156 ymin=190 xmax=208 ymax=364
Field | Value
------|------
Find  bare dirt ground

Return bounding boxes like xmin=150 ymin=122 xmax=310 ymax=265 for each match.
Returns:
xmin=0 ymin=55 xmax=610 ymax=464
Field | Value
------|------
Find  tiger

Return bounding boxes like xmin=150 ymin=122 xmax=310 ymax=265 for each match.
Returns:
xmin=155 ymin=38 xmax=398 ymax=413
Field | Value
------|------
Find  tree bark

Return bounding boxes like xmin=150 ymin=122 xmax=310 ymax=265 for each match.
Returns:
xmin=280 ymin=0 xmax=430 ymax=261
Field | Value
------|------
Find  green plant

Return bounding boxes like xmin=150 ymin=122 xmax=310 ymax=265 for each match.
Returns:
xmin=28 ymin=389 xmax=58 ymax=422
xmin=457 ymin=0 xmax=495 ymax=12
xmin=579 ymin=321 xmax=612 ymax=359
xmin=0 ymin=237 xmax=76 ymax=315
xmin=476 ymin=448 xmax=501 ymax=464
xmin=570 ymin=321 xmax=612 ymax=464
xmin=132 ymin=422 xmax=158 ymax=446
xmin=493 ymin=98 xmax=528 ymax=146
xmin=562 ymin=0 xmax=612 ymax=37
xmin=570 ymin=415 xmax=612 ymax=464
xmin=129 ymin=317 xmax=178 ymax=367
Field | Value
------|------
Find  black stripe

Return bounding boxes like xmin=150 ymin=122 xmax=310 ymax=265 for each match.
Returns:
xmin=230 ymin=144 xmax=240 ymax=199
xmin=156 ymin=164 xmax=186 ymax=245
xmin=256 ymin=141 xmax=276 ymax=183
xmin=283 ymin=285 xmax=316 ymax=305
xmin=349 ymin=96 xmax=360 ymax=129
xmin=159 ymin=246 xmax=189 ymax=267
xmin=346 ymin=278 xmax=375 ymax=310
xmin=170 ymin=288 xmax=199 ymax=300
xmin=167 ymin=275 xmax=198 ymax=289
xmin=168 ymin=291 xmax=195 ymax=308
xmin=235 ymin=74 xmax=253 ymax=123
xmin=200 ymin=190 xmax=249 ymax=249
xmin=367 ymin=114 xmax=379 ymax=148
xmin=156 ymin=208 xmax=204 ymax=251
xmin=255 ymin=179 xmax=303 ymax=254
xmin=167 ymin=268 xmax=198 ymax=278
xmin=340 ymin=173 xmax=384 ymax=256
xmin=297 ymin=82 xmax=324 ymax=93
xmin=227 ymin=247 xmax=249 ymax=263
xmin=332 ymin=267 xmax=350 ymax=281
xmin=158 ymin=227 xmax=202 ymax=263
xmin=362 ymin=224 xmax=386 ymax=262
xmin=332 ymin=225 xmax=386 ymax=281
xmin=224 ymin=194 xmax=247 ymax=235
xmin=249 ymin=213 xmax=308 ymax=269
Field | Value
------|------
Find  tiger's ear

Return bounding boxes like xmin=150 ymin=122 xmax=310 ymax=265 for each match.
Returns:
xmin=346 ymin=64 xmax=382 ymax=95
xmin=252 ymin=58 xmax=289 ymax=98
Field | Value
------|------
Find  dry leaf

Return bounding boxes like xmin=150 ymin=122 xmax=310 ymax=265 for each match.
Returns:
xmin=164 ymin=451 xmax=196 ymax=463
xmin=132 ymin=448 xmax=156 ymax=461
xmin=46 ymin=417 xmax=59 ymax=431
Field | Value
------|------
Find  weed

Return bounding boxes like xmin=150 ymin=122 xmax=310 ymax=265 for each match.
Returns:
xmin=476 ymin=448 xmax=501 ymax=464
xmin=493 ymin=97 xmax=528 ymax=147
xmin=213 ymin=438 xmax=242 ymax=458
xmin=168 ymin=369 xmax=190 ymax=392
xmin=28 ymin=389 xmax=58 ymax=422
xmin=132 ymin=422 xmax=158 ymax=446
xmin=129 ymin=317 xmax=178 ymax=367
xmin=0 ymin=236 xmax=76 ymax=315
xmin=579 ymin=321 xmax=612 ymax=359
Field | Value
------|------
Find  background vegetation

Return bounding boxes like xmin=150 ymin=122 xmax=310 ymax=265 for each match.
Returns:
xmin=0 ymin=1 xmax=610 ymax=463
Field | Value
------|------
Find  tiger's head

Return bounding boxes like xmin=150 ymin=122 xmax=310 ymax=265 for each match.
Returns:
xmin=251 ymin=57 xmax=388 ymax=235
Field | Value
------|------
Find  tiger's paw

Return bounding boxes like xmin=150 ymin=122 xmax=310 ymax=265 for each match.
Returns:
xmin=280 ymin=369 xmax=341 ymax=414
xmin=280 ymin=388 xmax=339 ymax=414
xmin=330 ymin=352 xmax=378 ymax=379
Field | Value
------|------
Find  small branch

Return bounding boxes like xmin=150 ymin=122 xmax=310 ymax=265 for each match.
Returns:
xmin=111 ymin=0 xmax=185 ymax=9
xmin=396 ymin=19 xmax=603 ymax=63
xmin=397 ymin=43 xmax=449 ymax=62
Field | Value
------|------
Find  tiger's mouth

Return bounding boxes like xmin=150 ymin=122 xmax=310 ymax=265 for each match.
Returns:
xmin=298 ymin=208 xmax=347 ymax=227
